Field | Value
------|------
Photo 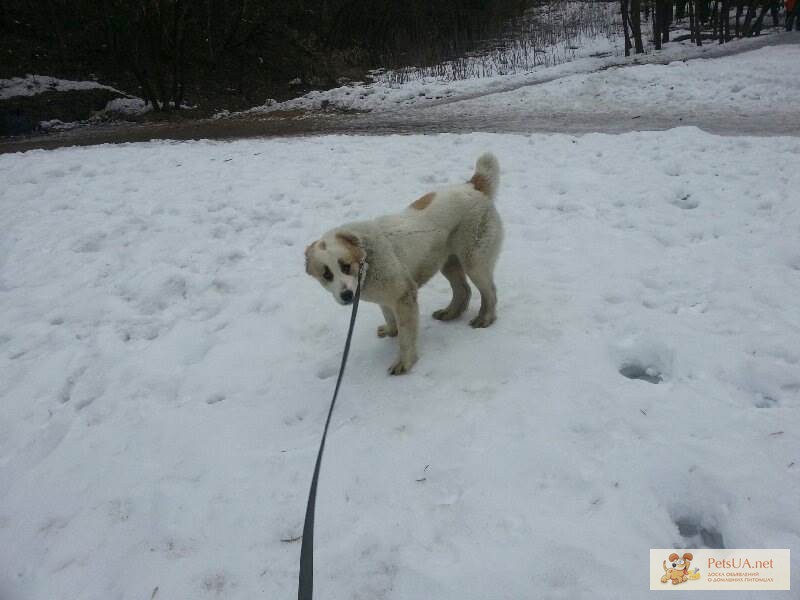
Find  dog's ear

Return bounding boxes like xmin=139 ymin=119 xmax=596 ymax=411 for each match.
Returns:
xmin=336 ymin=230 xmax=365 ymax=263
xmin=336 ymin=230 xmax=360 ymax=247
xmin=668 ymin=553 xmax=679 ymax=562
xmin=682 ymin=553 xmax=693 ymax=561
xmin=305 ymin=241 xmax=317 ymax=274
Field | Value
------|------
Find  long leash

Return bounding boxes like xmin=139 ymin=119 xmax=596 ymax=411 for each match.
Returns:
xmin=298 ymin=263 xmax=364 ymax=600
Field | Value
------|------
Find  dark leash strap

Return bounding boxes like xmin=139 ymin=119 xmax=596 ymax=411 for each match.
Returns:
xmin=298 ymin=263 xmax=364 ymax=600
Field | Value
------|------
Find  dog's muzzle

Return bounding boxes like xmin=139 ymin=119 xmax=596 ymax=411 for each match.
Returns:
xmin=340 ymin=290 xmax=354 ymax=304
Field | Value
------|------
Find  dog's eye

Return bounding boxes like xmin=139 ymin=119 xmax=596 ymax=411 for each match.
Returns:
xmin=339 ymin=261 xmax=351 ymax=275
xmin=323 ymin=266 xmax=333 ymax=281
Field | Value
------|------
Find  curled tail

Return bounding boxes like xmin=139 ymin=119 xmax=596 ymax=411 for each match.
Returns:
xmin=469 ymin=152 xmax=500 ymax=201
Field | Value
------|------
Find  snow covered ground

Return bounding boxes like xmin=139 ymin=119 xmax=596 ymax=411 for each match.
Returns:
xmin=241 ymin=33 xmax=624 ymax=115
xmin=238 ymin=36 xmax=621 ymax=115
xmin=0 ymin=75 xmax=151 ymax=130
xmin=241 ymin=31 xmax=789 ymax=116
xmin=1 ymin=127 xmax=799 ymax=599
xmin=0 ymin=75 xmax=125 ymax=100
xmin=425 ymin=44 xmax=800 ymax=120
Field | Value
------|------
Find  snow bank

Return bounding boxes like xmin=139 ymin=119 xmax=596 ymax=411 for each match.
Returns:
xmin=0 ymin=75 xmax=125 ymax=100
xmin=101 ymin=97 xmax=153 ymax=117
xmin=435 ymin=44 xmax=800 ymax=118
xmin=1 ymin=129 xmax=798 ymax=599
xmin=241 ymin=36 xmax=624 ymax=115
xmin=239 ymin=32 xmax=789 ymax=116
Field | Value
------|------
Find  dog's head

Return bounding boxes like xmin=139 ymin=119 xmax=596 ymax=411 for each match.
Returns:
xmin=305 ymin=230 xmax=365 ymax=305
xmin=668 ymin=552 xmax=693 ymax=573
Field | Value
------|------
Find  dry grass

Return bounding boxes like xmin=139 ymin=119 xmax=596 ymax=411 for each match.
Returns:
xmin=373 ymin=0 xmax=629 ymax=85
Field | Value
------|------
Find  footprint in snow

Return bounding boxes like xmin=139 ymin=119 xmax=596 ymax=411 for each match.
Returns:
xmin=674 ymin=514 xmax=725 ymax=549
xmin=71 ymin=232 xmax=107 ymax=253
xmin=612 ymin=336 xmax=674 ymax=385
xmin=670 ymin=193 xmax=699 ymax=210
xmin=619 ymin=363 xmax=663 ymax=384
xmin=316 ymin=364 xmax=338 ymax=380
xmin=753 ymin=392 xmax=778 ymax=408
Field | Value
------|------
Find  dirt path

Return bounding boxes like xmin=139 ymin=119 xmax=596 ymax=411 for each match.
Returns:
xmin=1 ymin=33 xmax=797 ymax=154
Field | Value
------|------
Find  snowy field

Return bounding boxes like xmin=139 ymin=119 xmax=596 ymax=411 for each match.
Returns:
xmin=1 ymin=128 xmax=799 ymax=599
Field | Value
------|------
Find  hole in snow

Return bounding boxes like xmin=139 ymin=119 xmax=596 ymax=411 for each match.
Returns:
xmin=753 ymin=392 xmax=778 ymax=408
xmin=619 ymin=363 xmax=663 ymax=384
xmin=675 ymin=516 xmax=725 ymax=549
xmin=316 ymin=364 xmax=337 ymax=380
xmin=670 ymin=193 xmax=699 ymax=210
xmin=612 ymin=336 xmax=673 ymax=385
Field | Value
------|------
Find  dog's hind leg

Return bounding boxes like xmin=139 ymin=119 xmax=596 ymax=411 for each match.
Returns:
xmin=465 ymin=262 xmax=497 ymax=328
xmin=433 ymin=255 xmax=471 ymax=321
xmin=378 ymin=305 xmax=398 ymax=338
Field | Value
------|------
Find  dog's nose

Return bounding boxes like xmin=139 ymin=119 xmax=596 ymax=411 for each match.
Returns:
xmin=340 ymin=290 xmax=354 ymax=304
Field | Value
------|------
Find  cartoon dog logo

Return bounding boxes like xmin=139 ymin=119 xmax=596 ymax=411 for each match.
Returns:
xmin=661 ymin=552 xmax=701 ymax=585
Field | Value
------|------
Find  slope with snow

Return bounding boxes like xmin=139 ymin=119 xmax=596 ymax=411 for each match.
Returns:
xmin=426 ymin=44 xmax=800 ymax=119
xmin=239 ymin=33 xmax=792 ymax=116
xmin=1 ymin=127 xmax=798 ymax=599
xmin=0 ymin=75 xmax=125 ymax=100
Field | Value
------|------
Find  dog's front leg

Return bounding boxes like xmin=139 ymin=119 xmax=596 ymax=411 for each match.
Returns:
xmin=388 ymin=289 xmax=418 ymax=375
xmin=377 ymin=305 xmax=398 ymax=338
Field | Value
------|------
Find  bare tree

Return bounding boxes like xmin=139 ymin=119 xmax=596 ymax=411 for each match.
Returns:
xmin=630 ymin=0 xmax=645 ymax=53
xmin=621 ymin=0 xmax=633 ymax=55
xmin=104 ymin=0 xmax=192 ymax=110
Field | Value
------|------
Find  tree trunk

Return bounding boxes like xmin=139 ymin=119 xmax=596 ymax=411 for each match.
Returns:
xmin=692 ymin=0 xmax=704 ymax=44
xmin=742 ymin=3 xmax=757 ymax=35
xmin=699 ymin=0 xmax=710 ymax=23
xmin=631 ymin=0 xmax=645 ymax=52
xmin=621 ymin=0 xmax=633 ymax=56
xmin=711 ymin=0 xmax=719 ymax=37
xmin=735 ymin=0 xmax=743 ymax=36
xmin=653 ymin=0 xmax=662 ymax=49
xmin=770 ymin=0 xmax=780 ymax=26
xmin=663 ymin=0 xmax=673 ymax=42
xmin=751 ymin=3 xmax=771 ymax=34
xmin=724 ymin=0 xmax=731 ymax=38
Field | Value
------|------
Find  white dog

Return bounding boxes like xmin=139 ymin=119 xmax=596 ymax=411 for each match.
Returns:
xmin=305 ymin=153 xmax=503 ymax=374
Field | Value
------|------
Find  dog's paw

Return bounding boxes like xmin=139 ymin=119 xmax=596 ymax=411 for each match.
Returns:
xmin=388 ymin=356 xmax=416 ymax=375
xmin=432 ymin=308 xmax=460 ymax=321
xmin=377 ymin=324 xmax=398 ymax=338
xmin=469 ymin=314 xmax=496 ymax=328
